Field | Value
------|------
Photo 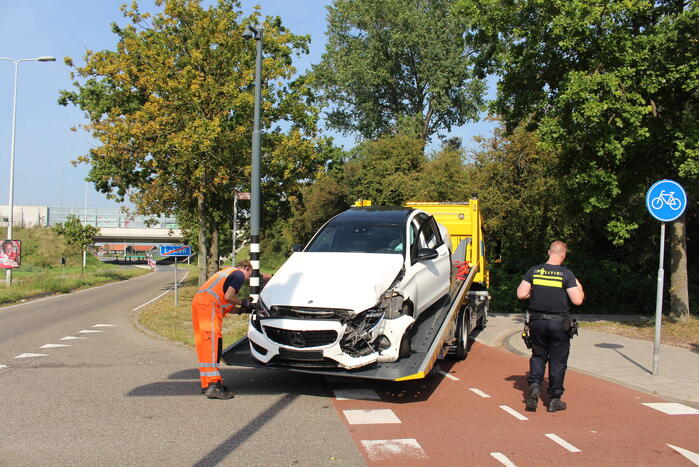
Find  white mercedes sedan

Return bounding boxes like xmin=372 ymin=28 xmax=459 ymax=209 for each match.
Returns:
xmin=247 ymin=206 xmax=451 ymax=369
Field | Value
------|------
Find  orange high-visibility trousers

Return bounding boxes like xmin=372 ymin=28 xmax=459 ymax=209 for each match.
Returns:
xmin=192 ymin=297 xmax=225 ymax=389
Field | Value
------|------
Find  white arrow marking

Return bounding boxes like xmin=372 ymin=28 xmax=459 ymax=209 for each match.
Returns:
xmin=14 ymin=353 xmax=48 ymax=359
xmin=667 ymin=444 xmax=699 ymax=465
xmin=92 ymin=324 xmax=116 ymax=327
xmin=78 ymin=330 xmax=103 ymax=334
xmin=39 ymin=344 xmax=71 ymax=349
xmin=60 ymin=336 xmax=86 ymax=340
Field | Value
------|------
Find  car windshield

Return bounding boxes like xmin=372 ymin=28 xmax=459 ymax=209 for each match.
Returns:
xmin=306 ymin=224 xmax=404 ymax=254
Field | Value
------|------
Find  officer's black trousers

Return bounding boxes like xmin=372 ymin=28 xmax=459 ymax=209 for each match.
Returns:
xmin=527 ymin=318 xmax=570 ymax=398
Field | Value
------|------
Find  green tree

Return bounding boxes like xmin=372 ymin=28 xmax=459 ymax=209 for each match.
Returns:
xmin=314 ymin=0 xmax=486 ymax=143
xmin=459 ymin=0 xmax=698 ymax=319
xmin=52 ymin=215 xmax=100 ymax=278
xmin=59 ymin=0 xmax=328 ymax=284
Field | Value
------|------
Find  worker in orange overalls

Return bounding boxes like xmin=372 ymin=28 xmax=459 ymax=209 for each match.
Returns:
xmin=192 ymin=260 xmax=253 ymax=399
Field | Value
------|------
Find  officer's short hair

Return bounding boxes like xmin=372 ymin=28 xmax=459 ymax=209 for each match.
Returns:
xmin=236 ymin=259 xmax=252 ymax=270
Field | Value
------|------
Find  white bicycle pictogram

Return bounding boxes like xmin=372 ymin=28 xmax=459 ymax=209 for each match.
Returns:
xmin=651 ymin=190 xmax=682 ymax=211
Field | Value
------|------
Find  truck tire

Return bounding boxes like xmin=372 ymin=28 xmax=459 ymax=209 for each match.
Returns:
xmin=447 ymin=308 xmax=469 ymax=360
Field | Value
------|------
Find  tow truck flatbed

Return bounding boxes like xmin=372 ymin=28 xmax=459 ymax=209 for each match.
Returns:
xmin=221 ymin=264 xmax=478 ymax=381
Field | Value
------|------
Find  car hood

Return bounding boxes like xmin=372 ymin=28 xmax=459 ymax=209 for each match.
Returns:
xmin=260 ymin=252 xmax=404 ymax=314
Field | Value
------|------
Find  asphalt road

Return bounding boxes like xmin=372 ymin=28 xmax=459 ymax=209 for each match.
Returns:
xmin=0 ymin=267 xmax=362 ymax=466
xmin=3 ymin=271 xmax=698 ymax=466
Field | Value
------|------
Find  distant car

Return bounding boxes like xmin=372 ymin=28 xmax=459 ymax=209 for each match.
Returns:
xmin=247 ymin=207 xmax=451 ymax=369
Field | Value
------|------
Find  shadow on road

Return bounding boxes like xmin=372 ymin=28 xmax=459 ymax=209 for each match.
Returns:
xmin=595 ymin=342 xmax=651 ymax=374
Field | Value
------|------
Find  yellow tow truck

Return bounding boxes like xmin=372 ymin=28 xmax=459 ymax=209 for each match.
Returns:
xmin=222 ymin=198 xmax=490 ymax=381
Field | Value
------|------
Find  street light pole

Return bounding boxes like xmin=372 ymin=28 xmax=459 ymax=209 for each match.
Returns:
xmin=243 ymin=25 xmax=263 ymax=303
xmin=0 ymin=56 xmax=56 ymax=285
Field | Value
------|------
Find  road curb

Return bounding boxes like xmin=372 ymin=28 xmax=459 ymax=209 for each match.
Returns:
xmin=500 ymin=330 xmax=699 ymax=408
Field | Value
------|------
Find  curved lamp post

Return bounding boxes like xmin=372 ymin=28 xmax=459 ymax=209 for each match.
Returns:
xmin=242 ymin=25 xmax=263 ymax=303
xmin=0 ymin=56 xmax=56 ymax=285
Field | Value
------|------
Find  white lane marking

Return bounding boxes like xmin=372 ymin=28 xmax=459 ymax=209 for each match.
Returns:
xmin=0 ymin=364 xmax=9 ymax=369
xmin=134 ymin=265 xmax=151 ymax=269
xmin=92 ymin=324 xmax=116 ymax=327
xmin=132 ymin=270 xmax=190 ymax=311
xmin=60 ymin=336 xmax=86 ymax=340
xmin=344 ymin=409 xmax=401 ymax=425
xmin=499 ymin=405 xmax=528 ymax=421
xmin=0 ymin=271 xmax=152 ymax=311
xmin=78 ymin=330 xmax=103 ymax=334
xmin=545 ymin=433 xmax=581 ymax=453
xmin=490 ymin=452 xmax=518 ymax=467
xmin=39 ymin=344 xmax=70 ymax=349
xmin=14 ymin=353 xmax=49 ymax=359
xmin=360 ymin=439 xmax=427 ymax=461
xmin=667 ymin=444 xmax=699 ymax=465
xmin=437 ymin=369 xmax=460 ymax=381
xmin=333 ymin=388 xmax=381 ymax=400
xmin=469 ymin=387 xmax=491 ymax=398
xmin=642 ymin=403 xmax=699 ymax=415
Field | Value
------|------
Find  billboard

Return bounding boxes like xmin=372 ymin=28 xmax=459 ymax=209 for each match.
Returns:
xmin=0 ymin=240 xmax=21 ymax=269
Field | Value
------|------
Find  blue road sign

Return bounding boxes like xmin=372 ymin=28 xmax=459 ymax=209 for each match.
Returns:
xmin=160 ymin=245 xmax=192 ymax=257
xmin=646 ymin=179 xmax=687 ymax=222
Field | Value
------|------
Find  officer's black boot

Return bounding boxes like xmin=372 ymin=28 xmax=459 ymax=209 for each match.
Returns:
xmin=547 ymin=398 xmax=567 ymax=412
xmin=204 ymin=381 xmax=235 ymax=400
xmin=525 ymin=383 xmax=540 ymax=412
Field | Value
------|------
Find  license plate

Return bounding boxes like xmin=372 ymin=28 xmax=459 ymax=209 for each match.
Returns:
xmin=278 ymin=348 xmax=324 ymax=361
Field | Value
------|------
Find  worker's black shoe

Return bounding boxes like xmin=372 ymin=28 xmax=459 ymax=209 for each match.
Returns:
xmin=525 ymin=383 xmax=540 ymax=412
xmin=204 ymin=382 xmax=234 ymax=400
xmin=547 ymin=398 xmax=567 ymax=412
xmin=201 ymin=384 xmax=228 ymax=394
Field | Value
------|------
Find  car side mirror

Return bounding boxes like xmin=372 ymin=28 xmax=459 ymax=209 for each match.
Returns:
xmin=416 ymin=248 xmax=438 ymax=261
xmin=291 ymin=244 xmax=303 ymax=252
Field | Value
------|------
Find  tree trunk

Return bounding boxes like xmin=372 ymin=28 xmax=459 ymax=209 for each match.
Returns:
xmin=197 ymin=194 xmax=209 ymax=286
xmin=669 ymin=214 xmax=690 ymax=322
xmin=208 ymin=222 xmax=219 ymax=276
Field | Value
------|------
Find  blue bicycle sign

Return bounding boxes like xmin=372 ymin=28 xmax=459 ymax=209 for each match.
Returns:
xmin=646 ymin=180 xmax=687 ymax=222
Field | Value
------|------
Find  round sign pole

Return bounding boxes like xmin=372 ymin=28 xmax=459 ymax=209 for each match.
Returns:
xmin=645 ymin=179 xmax=687 ymax=376
xmin=652 ymin=223 xmax=664 ymax=376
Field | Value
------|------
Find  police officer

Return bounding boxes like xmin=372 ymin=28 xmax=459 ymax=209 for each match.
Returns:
xmin=517 ymin=241 xmax=584 ymax=412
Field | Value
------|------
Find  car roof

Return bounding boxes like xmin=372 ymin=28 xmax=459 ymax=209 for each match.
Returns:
xmin=328 ymin=207 xmax=414 ymax=226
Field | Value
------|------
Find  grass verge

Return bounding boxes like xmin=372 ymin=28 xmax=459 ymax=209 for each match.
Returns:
xmin=580 ymin=316 xmax=699 ymax=352
xmin=138 ymin=251 xmax=286 ymax=347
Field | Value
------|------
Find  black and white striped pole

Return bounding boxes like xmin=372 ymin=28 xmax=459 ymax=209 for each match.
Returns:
xmin=243 ymin=24 xmax=263 ymax=303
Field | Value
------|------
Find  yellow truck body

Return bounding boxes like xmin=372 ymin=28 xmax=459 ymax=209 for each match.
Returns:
xmin=404 ymin=199 xmax=489 ymax=287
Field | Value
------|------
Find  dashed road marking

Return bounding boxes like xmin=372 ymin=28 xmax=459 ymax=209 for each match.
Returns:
xmin=545 ymin=433 xmax=581 ymax=452
xmin=60 ymin=336 xmax=86 ymax=340
xmin=78 ymin=330 xmax=103 ymax=334
xmin=0 ymin=364 xmax=9 ymax=369
xmin=499 ymin=405 xmax=528 ymax=421
xmin=469 ymin=387 xmax=491 ymax=398
xmin=667 ymin=444 xmax=699 ymax=465
xmin=14 ymin=353 xmax=49 ymax=359
xmin=39 ymin=344 xmax=70 ymax=349
xmin=92 ymin=324 xmax=116 ymax=327
xmin=490 ymin=452 xmax=518 ymax=466
xmin=642 ymin=403 xmax=699 ymax=415
xmin=437 ymin=369 xmax=460 ymax=381
xmin=344 ymin=409 xmax=401 ymax=425
xmin=333 ymin=388 xmax=381 ymax=400
xmin=360 ymin=439 xmax=427 ymax=461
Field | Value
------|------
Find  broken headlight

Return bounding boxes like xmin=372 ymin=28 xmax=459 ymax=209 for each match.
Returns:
xmin=340 ymin=307 xmax=385 ymax=357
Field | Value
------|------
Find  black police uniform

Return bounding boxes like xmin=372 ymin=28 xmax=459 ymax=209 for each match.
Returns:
xmin=522 ymin=263 xmax=578 ymax=399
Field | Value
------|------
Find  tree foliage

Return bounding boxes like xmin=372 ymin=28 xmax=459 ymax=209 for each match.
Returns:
xmin=313 ymin=0 xmax=486 ymax=142
xmin=52 ymin=215 xmax=100 ymax=277
xmin=59 ymin=0 xmax=329 ymax=283
xmin=459 ymin=0 xmax=698 ymax=319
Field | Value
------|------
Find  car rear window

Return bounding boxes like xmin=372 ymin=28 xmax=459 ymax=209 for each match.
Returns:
xmin=306 ymin=225 xmax=404 ymax=254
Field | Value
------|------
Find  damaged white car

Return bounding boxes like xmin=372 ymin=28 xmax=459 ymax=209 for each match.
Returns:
xmin=247 ymin=207 xmax=451 ymax=369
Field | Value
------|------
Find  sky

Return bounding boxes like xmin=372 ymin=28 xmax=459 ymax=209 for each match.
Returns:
xmin=0 ymin=0 xmax=496 ymax=210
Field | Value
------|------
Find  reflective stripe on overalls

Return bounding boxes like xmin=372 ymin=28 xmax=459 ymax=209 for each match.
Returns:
xmin=192 ymin=268 xmax=239 ymax=386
